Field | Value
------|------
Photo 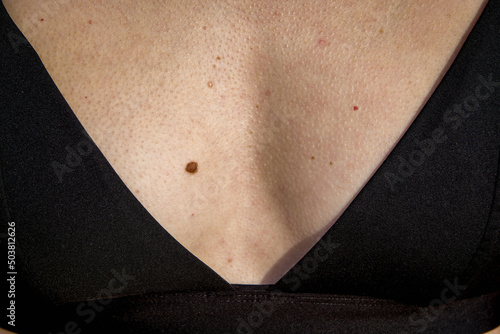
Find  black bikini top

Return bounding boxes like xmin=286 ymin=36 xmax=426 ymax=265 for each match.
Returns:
xmin=0 ymin=1 xmax=499 ymax=333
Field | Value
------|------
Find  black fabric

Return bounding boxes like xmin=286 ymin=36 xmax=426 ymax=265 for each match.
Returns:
xmin=0 ymin=0 xmax=499 ymax=333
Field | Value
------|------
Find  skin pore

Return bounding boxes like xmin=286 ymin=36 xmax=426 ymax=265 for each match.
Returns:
xmin=2 ymin=0 xmax=489 ymax=288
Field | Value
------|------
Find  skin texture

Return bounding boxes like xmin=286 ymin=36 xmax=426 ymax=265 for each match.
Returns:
xmin=2 ymin=0 xmax=490 ymax=285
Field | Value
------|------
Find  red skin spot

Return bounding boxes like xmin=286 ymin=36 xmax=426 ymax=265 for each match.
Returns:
xmin=318 ymin=39 xmax=327 ymax=47
xmin=85 ymin=96 xmax=88 ymax=99
xmin=265 ymin=90 xmax=271 ymax=96
xmin=88 ymin=20 xmax=92 ymax=24
xmin=353 ymin=106 xmax=359 ymax=111
xmin=40 ymin=18 xmax=44 ymax=22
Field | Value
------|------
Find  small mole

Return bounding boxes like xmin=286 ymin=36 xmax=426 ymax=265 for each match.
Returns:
xmin=249 ymin=130 xmax=254 ymax=134
xmin=40 ymin=18 xmax=44 ymax=22
xmin=185 ymin=162 xmax=198 ymax=174
xmin=353 ymin=106 xmax=359 ymax=111
xmin=203 ymin=26 xmax=207 ymax=30
xmin=191 ymin=213 xmax=195 ymax=216
xmin=227 ymin=258 xmax=233 ymax=263
xmin=379 ymin=28 xmax=384 ymax=34
xmin=216 ymin=56 xmax=221 ymax=60
xmin=255 ymin=105 xmax=259 ymax=109
xmin=311 ymin=156 xmax=315 ymax=160
xmin=88 ymin=20 xmax=92 ymax=24
xmin=207 ymin=81 xmax=214 ymax=88
xmin=330 ymin=161 xmax=333 ymax=165
xmin=84 ymin=96 xmax=88 ymax=99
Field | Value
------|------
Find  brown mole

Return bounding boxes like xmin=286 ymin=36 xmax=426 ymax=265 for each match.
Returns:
xmin=185 ymin=162 xmax=198 ymax=174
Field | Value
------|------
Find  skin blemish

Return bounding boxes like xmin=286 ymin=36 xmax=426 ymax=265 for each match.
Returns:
xmin=135 ymin=190 xmax=140 ymax=194
xmin=330 ymin=161 xmax=333 ymax=165
xmin=185 ymin=162 xmax=198 ymax=174
xmin=265 ymin=90 xmax=271 ymax=96
xmin=88 ymin=20 xmax=92 ymax=24
xmin=191 ymin=213 xmax=195 ymax=216
xmin=311 ymin=156 xmax=315 ymax=160
xmin=353 ymin=106 xmax=359 ymax=111
xmin=40 ymin=18 xmax=45 ymax=22
xmin=379 ymin=28 xmax=384 ymax=34
xmin=255 ymin=105 xmax=259 ymax=109
xmin=216 ymin=56 xmax=221 ymax=61
xmin=227 ymin=258 xmax=233 ymax=263
xmin=207 ymin=81 xmax=214 ymax=88
xmin=318 ymin=39 xmax=327 ymax=47
xmin=203 ymin=26 xmax=207 ymax=30
xmin=84 ymin=96 xmax=88 ymax=99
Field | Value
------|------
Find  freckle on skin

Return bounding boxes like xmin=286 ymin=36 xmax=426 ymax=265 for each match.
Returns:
xmin=207 ymin=81 xmax=214 ymax=88
xmin=186 ymin=162 xmax=198 ymax=174
xmin=227 ymin=258 xmax=233 ymax=263
xmin=311 ymin=156 xmax=315 ymax=160
xmin=216 ymin=56 xmax=221 ymax=60
xmin=88 ymin=20 xmax=92 ymax=24
xmin=203 ymin=26 xmax=207 ymax=30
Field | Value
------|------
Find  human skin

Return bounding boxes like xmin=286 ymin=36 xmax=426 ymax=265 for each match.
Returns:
xmin=3 ymin=0 xmax=490 ymax=284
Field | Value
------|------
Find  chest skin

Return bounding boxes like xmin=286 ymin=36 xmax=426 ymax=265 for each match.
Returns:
xmin=2 ymin=0 xmax=489 ymax=284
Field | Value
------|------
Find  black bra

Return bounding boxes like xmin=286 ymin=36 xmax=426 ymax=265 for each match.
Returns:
xmin=0 ymin=1 xmax=499 ymax=333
